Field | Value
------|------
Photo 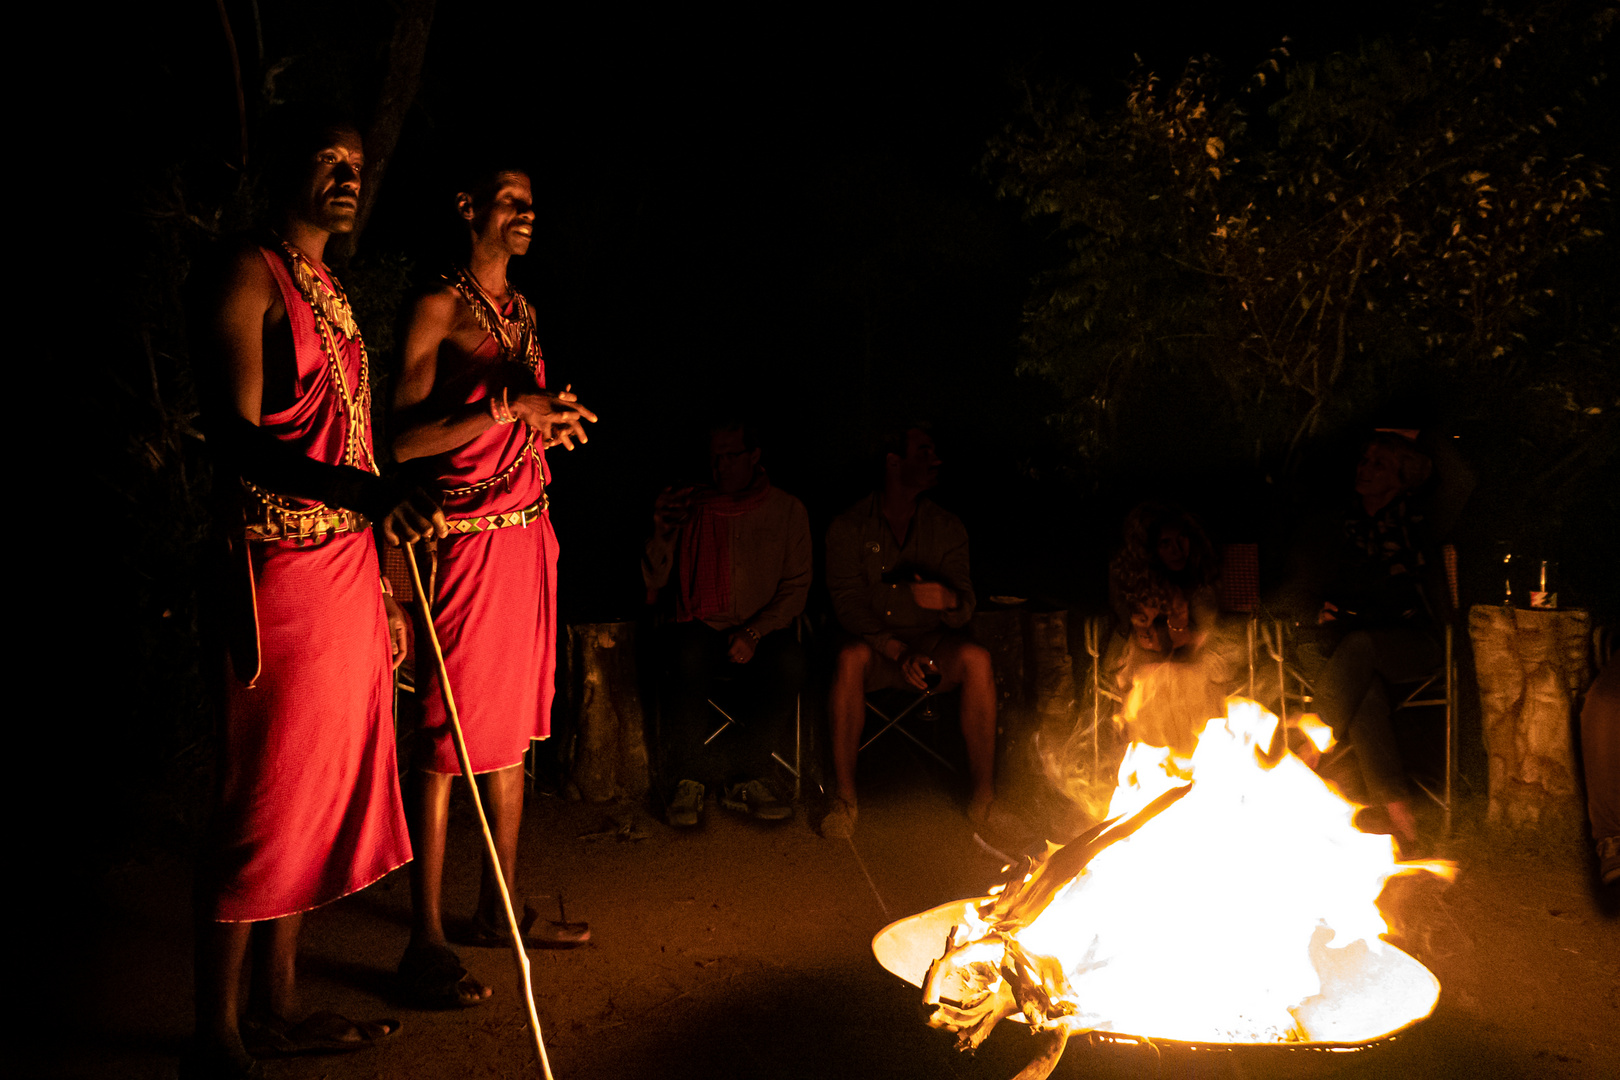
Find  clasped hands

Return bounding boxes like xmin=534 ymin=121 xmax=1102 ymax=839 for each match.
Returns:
xmin=511 ymin=384 xmax=598 ymax=450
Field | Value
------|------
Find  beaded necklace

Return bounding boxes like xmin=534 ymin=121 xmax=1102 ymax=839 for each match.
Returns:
xmin=242 ymin=241 xmax=379 ymax=520
xmin=441 ymin=266 xmax=548 ymax=497
xmin=279 ymin=241 xmax=377 ymax=475
xmin=448 ymin=267 xmax=544 ymax=377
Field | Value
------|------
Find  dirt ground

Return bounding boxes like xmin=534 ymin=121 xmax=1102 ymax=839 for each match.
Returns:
xmin=54 ymin=735 xmax=1619 ymax=1080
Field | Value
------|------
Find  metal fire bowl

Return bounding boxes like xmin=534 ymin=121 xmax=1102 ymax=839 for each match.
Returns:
xmin=874 ymin=899 xmax=1439 ymax=1076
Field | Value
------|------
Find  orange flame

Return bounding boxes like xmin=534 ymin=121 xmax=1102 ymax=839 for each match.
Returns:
xmin=942 ymin=698 xmax=1451 ymax=1044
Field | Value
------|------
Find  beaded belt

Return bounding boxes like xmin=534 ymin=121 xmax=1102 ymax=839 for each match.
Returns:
xmin=445 ymin=493 xmax=549 ymax=535
xmin=244 ymin=505 xmax=369 ymax=543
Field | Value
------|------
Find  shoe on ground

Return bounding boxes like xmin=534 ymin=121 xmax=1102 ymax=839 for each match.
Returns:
xmin=667 ymin=780 xmax=704 ymax=828
xmin=521 ymin=903 xmax=592 ymax=948
xmin=721 ymin=780 xmax=792 ymax=821
xmin=822 ymin=796 xmax=857 ymax=839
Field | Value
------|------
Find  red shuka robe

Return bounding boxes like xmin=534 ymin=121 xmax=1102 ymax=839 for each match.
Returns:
xmin=414 ymin=273 xmax=557 ymax=775
xmin=208 ymin=245 xmax=411 ymax=922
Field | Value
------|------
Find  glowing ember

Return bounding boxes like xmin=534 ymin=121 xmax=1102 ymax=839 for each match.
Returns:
xmin=878 ymin=698 xmax=1452 ymax=1074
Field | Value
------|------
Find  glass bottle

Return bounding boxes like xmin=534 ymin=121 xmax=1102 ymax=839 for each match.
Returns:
xmin=1529 ymin=559 xmax=1559 ymax=610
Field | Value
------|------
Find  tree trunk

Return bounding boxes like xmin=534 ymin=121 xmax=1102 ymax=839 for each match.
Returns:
xmin=566 ymin=622 xmax=651 ymax=803
xmin=1468 ymin=605 xmax=1592 ymax=831
xmin=344 ymin=0 xmax=435 ymax=258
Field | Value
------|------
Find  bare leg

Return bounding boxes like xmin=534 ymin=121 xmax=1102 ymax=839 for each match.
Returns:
xmin=248 ymin=913 xmax=302 ymax=1021
xmin=830 ymin=640 xmax=875 ymax=805
xmin=405 ymin=769 xmax=490 ymax=1005
xmin=195 ymin=919 xmax=254 ymax=1066
xmin=474 ymin=764 xmax=525 ymax=928
xmin=408 ymin=771 xmax=455 ymax=947
xmin=933 ymin=638 xmax=997 ymax=819
xmin=1387 ymin=799 xmax=1420 ymax=847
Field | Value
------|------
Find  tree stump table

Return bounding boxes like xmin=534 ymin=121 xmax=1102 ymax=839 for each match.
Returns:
xmin=1467 ymin=605 xmax=1592 ymax=831
xmin=564 ymin=622 xmax=651 ymax=804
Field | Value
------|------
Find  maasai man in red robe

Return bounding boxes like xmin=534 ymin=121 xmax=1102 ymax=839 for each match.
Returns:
xmin=187 ymin=118 xmax=447 ymax=1080
xmin=391 ymin=166 xmax=597 ymax=1007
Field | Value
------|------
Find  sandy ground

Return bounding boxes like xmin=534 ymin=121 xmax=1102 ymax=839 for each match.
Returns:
xmin=54 ymin=735 xmax=1619 ymax=1080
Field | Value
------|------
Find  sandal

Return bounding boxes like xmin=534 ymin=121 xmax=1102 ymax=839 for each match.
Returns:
xmin=398 ymin=942 xmax=490 ymax=1009
xmin=522 ymin=903 xmax=590 ymax=949
xmin=467 ymin=904 xmax=591 ymax=949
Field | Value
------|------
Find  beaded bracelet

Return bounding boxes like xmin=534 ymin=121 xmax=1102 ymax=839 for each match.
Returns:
xmin=489 ymin=388 xmax=517 ymax=424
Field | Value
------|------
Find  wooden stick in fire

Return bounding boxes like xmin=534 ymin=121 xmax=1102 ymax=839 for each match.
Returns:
xmin=405 ymin=541 xmax=555 ymax=1080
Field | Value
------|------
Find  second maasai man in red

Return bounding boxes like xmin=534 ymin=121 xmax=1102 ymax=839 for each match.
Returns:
xmin=189 ymin=118 xmax=446 ymax=1079
xmin=391 ymin=165 xmax=597 ymax=1008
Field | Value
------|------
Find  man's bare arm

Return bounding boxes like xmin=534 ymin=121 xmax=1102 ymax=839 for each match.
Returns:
xmin=203 ymin=246 xmax=444 ymax=544
xmin=392 ymin=290 xmax=598 ymax=460
xmin=392 ymin=291 xmax=503 ymax=462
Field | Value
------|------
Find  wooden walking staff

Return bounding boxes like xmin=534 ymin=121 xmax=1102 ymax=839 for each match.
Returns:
xmin=405 ymin=541 xmax=556 ymax=1080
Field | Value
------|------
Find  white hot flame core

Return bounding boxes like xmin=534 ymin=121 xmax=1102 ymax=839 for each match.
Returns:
xmin=993 ymin=699 xmax=1428 ymax=1042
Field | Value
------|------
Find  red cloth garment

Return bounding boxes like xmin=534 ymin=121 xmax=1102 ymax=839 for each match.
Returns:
xmin=415 ymin=274 xmax=557 ymax=774
xmin=210 ymin=247 xmax=410 ymax=922
xmin=416 ymin=516 xmax=558 ymax=773
xmin=418 ymin=332 xmax=550 ymax=519
xmin=677 ymin=471 xmax=772 ymax=623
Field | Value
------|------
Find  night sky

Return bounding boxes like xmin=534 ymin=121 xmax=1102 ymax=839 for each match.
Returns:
xmin=107 ymin=1 xmax=1450 ymax=619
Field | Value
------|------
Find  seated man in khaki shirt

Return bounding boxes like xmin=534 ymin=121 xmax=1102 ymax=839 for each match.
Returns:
xmin=823 ymin=426 xmax=1012 ymax=840
xmin=643 ymin=422 xmax=811 ymax=826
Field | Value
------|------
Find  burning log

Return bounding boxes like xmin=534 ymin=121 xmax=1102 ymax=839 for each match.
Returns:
xmin=922 ymin=784 xmax=1192 ymax=1072
xmin=983 ymin=784 xmax=1191 ymax=928
xmin=886 ymin=699 xmax=1453 ymax=1080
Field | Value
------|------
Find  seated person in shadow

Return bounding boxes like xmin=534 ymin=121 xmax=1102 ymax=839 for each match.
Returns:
xmin=1105 ymin=502 xmax=1230 ymax=757
xmin=1581 ymin=655 xmax=1620 ymax=887
xmin=643 ymin=420 xmax=811 ymax=827
xmin=1285 ymin=429 xmax=1474 ymax=850
xmin=823 ymin=424 xmax=1021 ymax=842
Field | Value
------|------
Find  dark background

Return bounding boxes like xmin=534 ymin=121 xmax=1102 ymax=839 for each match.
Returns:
xmin=85 ymin=1 xmax=1616 ymax=869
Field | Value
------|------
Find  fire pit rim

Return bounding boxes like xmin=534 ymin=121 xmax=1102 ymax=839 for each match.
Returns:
xmin=872 ymin=896 xmax=1440 ymax=1053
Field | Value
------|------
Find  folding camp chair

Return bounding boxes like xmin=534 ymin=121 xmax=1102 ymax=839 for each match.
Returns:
xmin=699 ymin=617 xmax=808 ymax=799
xmin=1263 ymin=544 xmax=1460 ymax=834
xmin=857 ymin=687 xmax=957 ymax=773
xmin=1218 ymin=542 xmax=1262 ymax=696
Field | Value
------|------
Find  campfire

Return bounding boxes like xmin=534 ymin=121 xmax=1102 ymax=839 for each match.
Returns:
xmin=873 ymin=699 xmax=1454 ymax=1078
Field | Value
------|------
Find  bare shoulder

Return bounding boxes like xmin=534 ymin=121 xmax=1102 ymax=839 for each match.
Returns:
xmin=214 ymin=240 xmax=277 ymax=299
xmin=411 ymin=283 xmax=462 ymax=317
xmin=404 ymin=284 xmax=469 ymax=336
xmin=191 ymin=240 xmax=278 ymax=329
